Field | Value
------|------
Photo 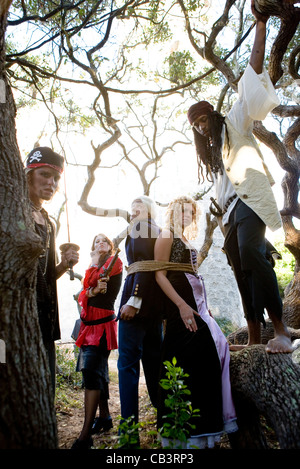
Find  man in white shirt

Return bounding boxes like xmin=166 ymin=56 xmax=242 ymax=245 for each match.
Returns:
xmin=187 ymin=1 xmax=292 ymax=354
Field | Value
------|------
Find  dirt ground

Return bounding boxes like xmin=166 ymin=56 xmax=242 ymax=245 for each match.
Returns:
xmin=55 ymin=344 xmax=279 ymax=451
xmin=56 ymin=349 xmax=160 ymax=450
xmin=56 ymin=346 xmax=232 ymax=450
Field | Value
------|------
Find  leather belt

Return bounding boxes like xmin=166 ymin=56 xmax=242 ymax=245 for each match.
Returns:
xmin=224 ymin=194 xmax=237 ymax=212
xmin=80 ymin=313 xmax=116 ymax=326
xmin=209 ymin=194 xmax=237 ymax=217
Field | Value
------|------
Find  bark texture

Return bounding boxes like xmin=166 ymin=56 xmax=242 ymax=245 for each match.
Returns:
xmin=0 ymin=6 xmax=57 ymax=449
xmin=229 ymin=346 xmax=300 ymax=449
xmin=283 ymin=273 xmax=300 ymax=330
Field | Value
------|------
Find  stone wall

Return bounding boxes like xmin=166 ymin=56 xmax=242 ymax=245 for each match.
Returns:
xmin=196 ymin=197 xmax=246 ymax=328
xmin=199 ymin=225 xmax=246 ymax=327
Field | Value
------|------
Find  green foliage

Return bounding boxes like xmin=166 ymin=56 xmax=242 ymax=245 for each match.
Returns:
xmin=273 ymin=237 xmax=295 ymax=297
xmin=143 ymin=0 xmax=172 ymax=45
xmin=58 ymin=98 xmax=97 ymax=131
xmin=215 ymin=316 xmax=237 ymax=337
xmin=113 ymin=413 xmax=160 ymax=449
xmin=165 ymin=50 xmax=196 ymax=85
xmin=56 ymin=345 xmax=82 ymax=389
xmin=159 ymin=357 xmax=200 ymax=448
xmin=116 ymin=416 xmax=142 ymax=449
xmin=55 ymin=346 xmax=82 ymax=414
xmin=186 ymin=0 xmax=207 ymax=12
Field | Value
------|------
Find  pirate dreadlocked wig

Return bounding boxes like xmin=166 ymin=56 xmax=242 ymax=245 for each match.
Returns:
xmin=193 ymin=111 xmax=227 ymax=183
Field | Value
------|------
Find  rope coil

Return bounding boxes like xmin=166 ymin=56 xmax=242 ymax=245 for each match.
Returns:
xmin=126 ymin=260 xmax=195 ymax=275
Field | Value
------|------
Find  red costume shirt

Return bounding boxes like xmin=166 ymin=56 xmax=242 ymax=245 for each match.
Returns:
xmin=76 ymin=256 xmax=123 ymax=350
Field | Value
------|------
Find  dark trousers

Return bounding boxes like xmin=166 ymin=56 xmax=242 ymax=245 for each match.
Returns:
xmin=223 ymin=200 xmax=282 ymax=326
xmin=118 ymin=317 xmax=163 ymax=423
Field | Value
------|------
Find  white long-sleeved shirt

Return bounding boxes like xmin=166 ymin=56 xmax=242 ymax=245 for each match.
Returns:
xmin=212 ymin=63 xmax=280 ymax=225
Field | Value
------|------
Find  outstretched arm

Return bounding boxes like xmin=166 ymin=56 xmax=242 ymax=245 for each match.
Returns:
xmin=249 ymin=0 xmax=270 ymax=74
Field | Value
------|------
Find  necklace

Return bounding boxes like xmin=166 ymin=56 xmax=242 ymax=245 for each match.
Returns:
xmin=35 ymin=210 xmax=51 ymax=276
xmin=182 ymin=237 xmax=199 ymax=276
xmin=30 ymin=201 xmax=42 ymax=212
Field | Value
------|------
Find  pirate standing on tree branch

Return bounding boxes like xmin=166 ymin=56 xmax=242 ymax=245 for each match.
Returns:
xmin=187 ymin=0 xmax=292 ymax=354
xmin=25 ymin=147 xmax=79 ymax=392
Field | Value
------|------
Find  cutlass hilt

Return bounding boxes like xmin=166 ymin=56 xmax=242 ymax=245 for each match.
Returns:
xmin=59 ymin=242 xmax=80 ymax=281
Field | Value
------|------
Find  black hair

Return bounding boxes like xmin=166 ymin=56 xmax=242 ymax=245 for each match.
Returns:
xmin=193 ymin=111 xmax=229 ymax=183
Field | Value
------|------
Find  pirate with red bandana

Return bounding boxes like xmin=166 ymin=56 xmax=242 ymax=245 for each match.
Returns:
xmin=25 ymin=146 xmax=79 ymax=391
xmin=187 ymin=1 xmax=292 ymax=355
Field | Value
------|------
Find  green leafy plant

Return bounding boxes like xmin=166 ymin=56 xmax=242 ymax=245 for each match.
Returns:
xmin=116 ymin=415 xmax=142 ymax=449
xmin=55 ymin=345 xmax=82 ymax=414
xmin=56 ymin=345 xmax=82 ymax=389
xmin=215 ymin=316 xmax=237 ymax=337
xmin=273 ymin=237 xmax=295 ymax=297
xmin=159 ymin=357 xmax=200 ymax=448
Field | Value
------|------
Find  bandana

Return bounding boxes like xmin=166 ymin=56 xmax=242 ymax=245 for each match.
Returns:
xmin=26 ymin=147 xmax=64 ymax=174
xmin=187 ymin=101 xmax=214 ymax=125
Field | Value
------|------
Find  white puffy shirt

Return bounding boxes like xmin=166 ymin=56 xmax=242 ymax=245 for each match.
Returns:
xmin=213 ymin=63 xmax=280 ymax=225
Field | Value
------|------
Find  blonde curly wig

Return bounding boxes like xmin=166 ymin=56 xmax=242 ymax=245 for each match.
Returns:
xmin=164 ymin=196 xmax=200 ymax=240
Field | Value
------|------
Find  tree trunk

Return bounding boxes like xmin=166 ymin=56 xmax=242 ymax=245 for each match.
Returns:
xmin=0 ymin=6 xmax=57 ymax=448
xmin=229 ymin=345 xmax=300 ymax=449
xmin=283 ymin=272 xmax=300 ymax=329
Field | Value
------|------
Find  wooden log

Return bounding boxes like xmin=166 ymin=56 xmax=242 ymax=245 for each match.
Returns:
xmin=229 ymin=345 xmax=300 ymax=449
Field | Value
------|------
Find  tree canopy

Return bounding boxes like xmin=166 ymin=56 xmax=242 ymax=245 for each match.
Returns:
xmin=5 ymin=1 xmax=299 ymax=195
xmin=5 ymin=2 xmax=299 ymax=270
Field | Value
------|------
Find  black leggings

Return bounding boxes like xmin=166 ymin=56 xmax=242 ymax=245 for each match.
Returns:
xmin=223 ymin=200 xmax=282 ymax=326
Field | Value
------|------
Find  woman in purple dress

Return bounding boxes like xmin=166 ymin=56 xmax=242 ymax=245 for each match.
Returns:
xmin=154 ymin=196 xmax=238 ymax=449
